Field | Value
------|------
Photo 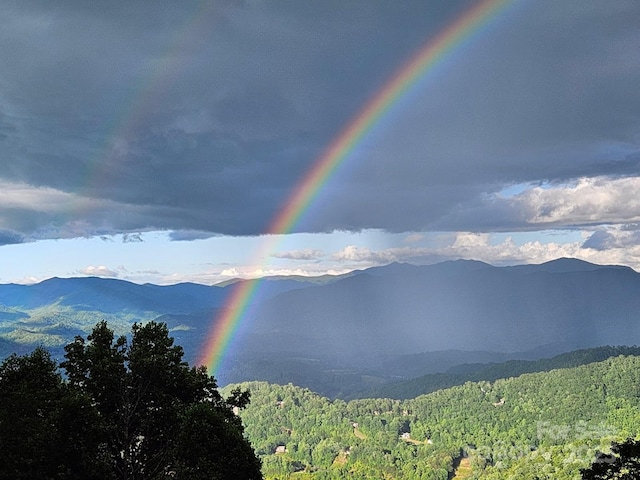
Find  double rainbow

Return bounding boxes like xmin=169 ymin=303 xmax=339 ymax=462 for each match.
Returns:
xmin=198 ymin=0 xmax=513 ymax=375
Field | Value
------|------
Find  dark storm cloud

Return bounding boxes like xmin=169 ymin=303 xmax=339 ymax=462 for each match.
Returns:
xmin=168 ymin=230 xmax=217 ymax=242
xmin=0 ymin=230 xmax=25 ymax=246
xmin=0 ymin=1 xmax=639 ymax=240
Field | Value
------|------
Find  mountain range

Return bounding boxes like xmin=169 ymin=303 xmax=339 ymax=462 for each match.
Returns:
xmin=1 ymin=258 xmax=639 ymax=397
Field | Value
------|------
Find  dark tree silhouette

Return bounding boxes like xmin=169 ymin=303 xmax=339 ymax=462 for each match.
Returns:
xmin=0 ymin=321 xmax=262 ymax=480
xmin=581 ymin=438 xmax=640 ymax=479
xmin=0 ymin=347 xmax=109 ymax=479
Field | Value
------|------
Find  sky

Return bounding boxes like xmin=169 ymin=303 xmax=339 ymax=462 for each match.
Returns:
xmin=1 ymin=0 xmax=640 ymax=285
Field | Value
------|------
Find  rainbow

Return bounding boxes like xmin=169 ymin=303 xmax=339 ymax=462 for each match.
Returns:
xmin=198 ymin=0 xmax=513 ymax=375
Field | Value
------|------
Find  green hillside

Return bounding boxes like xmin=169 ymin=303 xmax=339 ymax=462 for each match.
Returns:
xmin=0 ymin=303 xmax=149 ymax=352
xmin=227 ymin=355 xmax=640 ymax=479
xmin=354 ymin=346 xmax=640 ymax=400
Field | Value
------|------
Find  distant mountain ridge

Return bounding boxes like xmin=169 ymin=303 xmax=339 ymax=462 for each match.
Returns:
xmin=353 ymin=345 xmax=640 ymax=399
xmin=240 ymin=257 xmax=640 ymax=356
xmin=1 ymin=258 xmax=639 ymax=398
xmin=0 ymin=275 xmax=316 ymax=362
xmin=0 ymin=276 xmax=225 ymax=313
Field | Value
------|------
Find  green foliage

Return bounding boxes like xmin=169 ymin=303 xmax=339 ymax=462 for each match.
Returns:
xmin=0 ymin=321 xmax=262 ymax=479
xmin=0 ymin=303 xmax=145 ymax=347
xmin=228 ymin=355 xmax=640 ymax=479
xmin=358 ymin=346 xmax=640 ymax=400
xmin=4 ymin=321 xmax=640 ymax=480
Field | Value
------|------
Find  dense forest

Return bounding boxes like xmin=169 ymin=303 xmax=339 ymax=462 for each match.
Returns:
xmin=3 ymin=321 xmax=640 ymax=479
xmin=354 ymin=346 xmax=640 ymax=400
xmin=226 ymin=354 xmax=640 ymax=479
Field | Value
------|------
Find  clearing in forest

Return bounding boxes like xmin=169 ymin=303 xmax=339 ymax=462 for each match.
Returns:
xmin=451 ymin=457 xmax=472 ymax=479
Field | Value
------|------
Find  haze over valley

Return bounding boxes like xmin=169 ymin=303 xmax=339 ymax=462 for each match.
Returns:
xmin=1 ymin=258 xmax=638 ymax=398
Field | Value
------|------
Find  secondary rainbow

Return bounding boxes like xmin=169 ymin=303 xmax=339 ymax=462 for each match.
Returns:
xmin=198 ymin=0 xmax=513 ymax=375
xmin=81 ymin=2 xmax=219 ymax=207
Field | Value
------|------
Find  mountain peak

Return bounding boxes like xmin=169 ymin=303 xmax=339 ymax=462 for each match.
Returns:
xmin=533 ymin=257 xmax=633 ymax=273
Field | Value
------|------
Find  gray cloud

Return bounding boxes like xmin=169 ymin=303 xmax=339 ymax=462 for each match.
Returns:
xmin=168 ymin=230 xmax=218 ymax=242
xmin=583 ymin=227 xmax=640 ymax=251
xmin=0 ymin=1 xmax=638 ymax=240
xmin=122 ymin=233 xmax=144 ymax=243
xmin=0 ymin=230 xmax=25 ymax=246
xmin=271 ymin=249 xmax=324 ymax=261
xmin=582 ymin=230 xmax=616 ymax=251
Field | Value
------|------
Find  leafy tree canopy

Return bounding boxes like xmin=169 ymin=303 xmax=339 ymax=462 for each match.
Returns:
xmin=0 ymin=321 xmax=262 ymax=480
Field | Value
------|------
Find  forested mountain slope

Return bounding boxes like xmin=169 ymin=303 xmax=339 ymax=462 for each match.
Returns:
xmin=353 ymin=345 xmax=640 ymax=400
xmin=0 ymin=275 xmax=318 ymax=363
xmin=228 ymin=354 xmax=640 ymax=479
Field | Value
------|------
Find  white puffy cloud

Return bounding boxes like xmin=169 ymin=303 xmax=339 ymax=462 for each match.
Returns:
xmin=78 ymin=265 xmax=119 ymax=278
xmin=332 ymin=245 xmax=433 ymax=264
xmin=328 ymin=228 xmax=640 ymax=273
xmin=517 ymin=177 xmax=640 ymax=226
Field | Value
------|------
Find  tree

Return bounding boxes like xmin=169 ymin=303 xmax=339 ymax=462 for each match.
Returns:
xmin=0 ymin=347 xmax=109 ymax=479
xmin=581 ymin=438 xmax=640 ymax=479
xmin=61 ymin=320 xmax=262 ymax=479
xmin=0 ymin=321 xmax=262 ymax=479
xmin=172 ymin=401 xmax=263 ymax=479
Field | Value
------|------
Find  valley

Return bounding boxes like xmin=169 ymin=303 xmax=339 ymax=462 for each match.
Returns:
xmin=1 ymin=259 xmax=640 ymax=478
xmin=226 ymin=354 xmax=640 ymax=479
xmin=1 ymin=258 xmax=639 ymax=399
